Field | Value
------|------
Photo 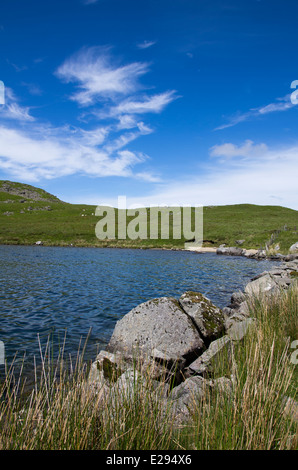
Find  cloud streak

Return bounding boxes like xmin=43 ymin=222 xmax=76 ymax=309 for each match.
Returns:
xmin=137 ymin=40 xmax=156 ymax=50
xmin=216 ymin=94 xmax=296 ymax=130
xmin=0 ymin=87 xmax=35 ymax=121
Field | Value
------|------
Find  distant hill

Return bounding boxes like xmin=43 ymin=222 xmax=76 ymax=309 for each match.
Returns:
xmin=0 ymin=180 xmax=63 ymax=203
xmin=0 ymin=180 xmax=297 ymax=252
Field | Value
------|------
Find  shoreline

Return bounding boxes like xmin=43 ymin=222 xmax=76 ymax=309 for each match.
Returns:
xmin=1 ymin=240 xmax=297 ymax=262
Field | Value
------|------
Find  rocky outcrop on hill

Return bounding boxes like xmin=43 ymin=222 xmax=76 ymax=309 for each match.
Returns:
xmin=89 ymin=257 xmax=298 ymax=426
xmin=0 ymin=180 xmax=62 ymax=203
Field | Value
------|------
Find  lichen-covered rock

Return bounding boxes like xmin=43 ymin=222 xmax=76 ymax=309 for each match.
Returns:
xmin=106 ymin=297 xmax=205 ymax=368
xmin=89 ymin=350 xmax=126 ymax=385
xmin=179 ymin=291 xmax=224 ymax=340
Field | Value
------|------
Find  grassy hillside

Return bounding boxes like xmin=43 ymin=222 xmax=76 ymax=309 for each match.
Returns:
xmin=0 ymin=180 xmax=297 ymax=252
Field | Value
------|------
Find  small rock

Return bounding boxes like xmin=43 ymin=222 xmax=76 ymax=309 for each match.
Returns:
xmin=225 ymin=316 xmax=255 ymax=341
xmin=211 ymin=376 xmax=234 ymax=398
xmin=186 ymin=336 xmax=231 ymax=376
xmin=169 ymin=376 xmax=211 ymax=423
xmin=289 ymin=242 xmax=298 ymax=253
xmin=230 ymin=291 xmax=246 ymax=307
xmin=216 ymin=247 xmax=244 ymax=256
xmin=282 ymin=396 xmax=298 ymax=423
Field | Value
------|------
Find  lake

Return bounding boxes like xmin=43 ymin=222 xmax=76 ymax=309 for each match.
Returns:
xmin=0 ymin=245 xmax=277 ymax=372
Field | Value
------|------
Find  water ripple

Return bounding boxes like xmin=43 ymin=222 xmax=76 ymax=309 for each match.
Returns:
xmin=0 ymin=245 xmax=277 ymax=370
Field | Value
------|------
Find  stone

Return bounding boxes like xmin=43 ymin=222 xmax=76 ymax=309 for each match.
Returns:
xmin=35 ymin=241 xmax=43 ymax=245
xmin=282 ymin=396 xmax=298 ymax=424
xmin=186 ymin=336 xmax=231 ymax=376
xmin=289 ymin=242 xmax=298 ymax=253
xmin=255 ymin=249 xmax=266 ymax=259
xmin=89 ymin=350 xmax=126 ymax=386
xmin=169 ymin=376 xmax=211 ymax=422
xmin=222 ymin=306 xmax=234 ymax=318
xmin=284 ymin=254 xmax=298 ymax=262
xmin=211 ymin=376 xmax=234 ymax=398
xmin=230 ymin=291 xmax=246 ymax=307
xmin=245 ymin=273 xmax=278 ymax=296
xmin=216 ymin=247 xmax=244 ymax=256
xmin=106 ymin=297 xmax=205 ymax=369
xmin=237 ymin=301 xmax=250 ymax=316
xmin=235 ymin=240 xmax=245 ymax=245
xmin=226 ymin=316 xmax=255 ymax=341
xmin=179 ymin=291 xmax=224 ymax=340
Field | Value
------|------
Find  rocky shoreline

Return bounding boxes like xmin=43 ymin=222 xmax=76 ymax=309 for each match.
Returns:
xmin=216 ymin=245 xmax=298 ymax=261
xmin=88 ymin=254 xmax=298 ymax=425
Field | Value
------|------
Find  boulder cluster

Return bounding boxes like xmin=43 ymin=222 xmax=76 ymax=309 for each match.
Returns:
xmin=216 ymin=244 xmax=298 ymax=261
xmin=89 ymin=255 xmax=298 ymax=424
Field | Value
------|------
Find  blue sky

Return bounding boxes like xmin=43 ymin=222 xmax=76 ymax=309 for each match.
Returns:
xmin=0 ymin=0 xmax=297 ymax=209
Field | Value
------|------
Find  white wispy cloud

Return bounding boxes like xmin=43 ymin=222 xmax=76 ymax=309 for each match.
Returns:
xmin=137 ymin=40 xmax=157 ymax=50
xmin=109 ymin=91 xmax=177 ymax=116
xmin=0 ymin=48 xmax=175 ymax=185
xmin=55 ymin=46 xmax=149 ymax=106
xmin=85 ymin=140 xmax=298 ymax=210
xmin=210 ymin=140 xmax=268 ymax=160
xmin=21 ymin=82 xmax=43 ymax=96
xmin=0 ymin=123 xmax=157 ymax=182
xmin=0 ymin=87 xmax=35 ymax=121
xmin=216 ymin=94 xmax=296 ymax=130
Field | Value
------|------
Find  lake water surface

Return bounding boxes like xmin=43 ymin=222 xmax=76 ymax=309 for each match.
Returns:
xmin=0 ymin=245 xmax=277 ymax=371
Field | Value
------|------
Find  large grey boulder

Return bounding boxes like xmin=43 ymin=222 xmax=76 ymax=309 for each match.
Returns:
xmin=106 ymin=297 xmax=205 ymax=369
xmin=179 ymin=291 xmax=224 ymax=340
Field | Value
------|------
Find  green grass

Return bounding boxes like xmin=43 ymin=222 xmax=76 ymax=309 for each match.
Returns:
xmin=0 ymin=180 xmax=297 ymax=252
